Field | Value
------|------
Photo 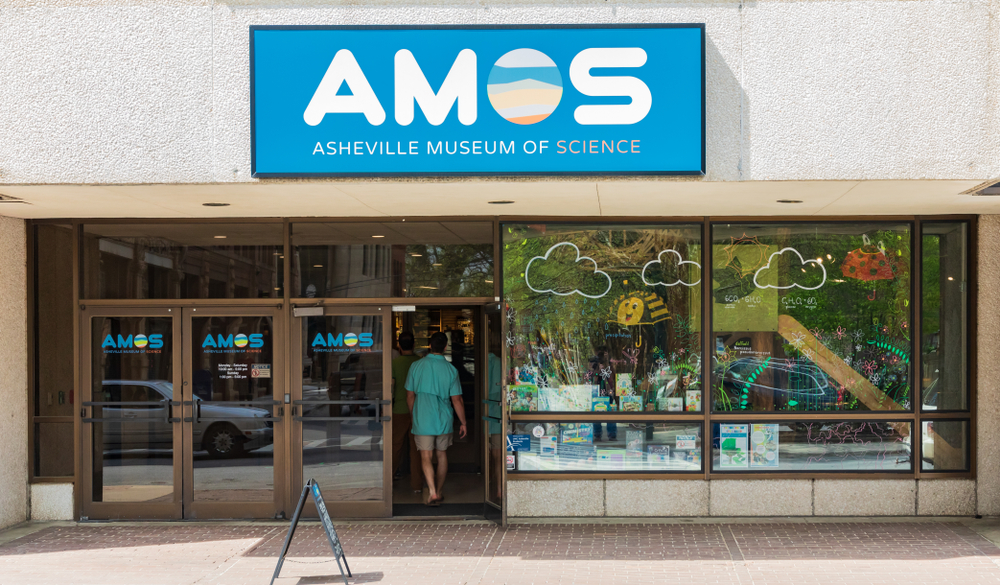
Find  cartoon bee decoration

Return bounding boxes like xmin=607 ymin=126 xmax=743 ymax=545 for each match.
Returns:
xmin=611 ymin=292 xmax=670 ymax=326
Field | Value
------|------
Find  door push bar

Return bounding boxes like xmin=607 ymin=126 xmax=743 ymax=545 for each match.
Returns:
xmin=292 ymin=416 xmax=392 ymax=422
xmin=293 ymin=400 xmax=391 ymax=406
xmin=182 ymin=400 xmax=283 ymax=424
xmin=81 ymin=400 xmax=182 ymax=424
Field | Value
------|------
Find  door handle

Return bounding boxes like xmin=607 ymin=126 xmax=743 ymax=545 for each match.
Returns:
xmin=123 ymin=412 xmax=137 ymax=419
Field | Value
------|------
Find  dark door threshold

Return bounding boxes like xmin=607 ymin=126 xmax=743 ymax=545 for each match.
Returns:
xmin=393 ymin=503 xmax=485 ymax=517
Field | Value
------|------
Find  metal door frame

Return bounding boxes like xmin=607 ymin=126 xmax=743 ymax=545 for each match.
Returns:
xmin=181 ymin=305 xmax=286 ymax=519
xmin=79 ymin=306 xmax=183 ymax=520
xmin=290 ymin=305 xmax=393 ymax=518
xmin=481 ymin=302 xmax=505 ymax=524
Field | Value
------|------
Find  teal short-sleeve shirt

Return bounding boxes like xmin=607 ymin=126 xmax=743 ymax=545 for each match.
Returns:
xmin=405 ymin=354 xmax=463 ymax=436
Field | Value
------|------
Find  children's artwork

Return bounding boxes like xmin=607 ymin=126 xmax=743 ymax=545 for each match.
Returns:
xmin=591 ymin=397 xmax=611 ymax=412
xmin=647 ymin=445 xmax=671 ymax=463
xmin=619 ymin=396 xmax=643 ymax=412
xmin=750 ymin=423 xmax=779 ymax=468
xmin=597 ymin=449 xmax=626 ymax=469
xmin=719 ymin=424 xmax=749 ymax=468
xmin=508 ymin=385 xmax=538 ymax=412
xmin=616 ymin=374 xmax=633 ymax=396
xmin=685 ymin=390 xmax=701 ymax=412
xmin=539 ymin=435 xmax=557 ymax=458
xmin=560 ymin=423 xmax=594 ymax=444
xmin=676 ymin=435 xmax=697 ymax=450
xmin=538 ymin=385 xmax=593 ymax=411
xmin=625 ymin=430 xmax=644 ymax=458
xmin=667 ymin=397 xmax=684 ymax=412
xmin=841 ymin=237 xmax=896 ymax=281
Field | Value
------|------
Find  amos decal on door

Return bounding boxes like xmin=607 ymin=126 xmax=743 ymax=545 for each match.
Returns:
xmin=251 ymin=25 xmax=704 ymax=176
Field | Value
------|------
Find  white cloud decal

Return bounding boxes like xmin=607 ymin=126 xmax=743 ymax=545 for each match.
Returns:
xmin=753 ymin=247 xmax=827 ymax=290
xmin=641 ymin=249 xmax=701 ymax=287
xmin=524 ymin=242 xmax=613 ymax=299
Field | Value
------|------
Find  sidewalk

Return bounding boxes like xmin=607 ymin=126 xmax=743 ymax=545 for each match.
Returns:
xmin=3 ymin=518 xmax=1000 ymax=584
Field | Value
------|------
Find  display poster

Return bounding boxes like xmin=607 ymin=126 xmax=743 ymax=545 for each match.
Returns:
xmin=506 ymin=454 xmax=516 ymax=471
xmin=252 ymin=363 xmax=272 ymax=378
xmin=719 ymin=424 xmax=749 ymax=468
xmin=750 ymin=423 xmax=780 ymax=468
xmin=675 ymin=434 xmax=697 ymax=450
xmin=251 ymin=25 xmax=705 ymax=176
xmin=507 ymin=434 xmax=531 ymax=452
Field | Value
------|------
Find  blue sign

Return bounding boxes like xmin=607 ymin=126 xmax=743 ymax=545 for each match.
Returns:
xmin=251 ymin=25 xmax=704 ymax=177
xmin=507 ymin=434 xmax=531 ymax=452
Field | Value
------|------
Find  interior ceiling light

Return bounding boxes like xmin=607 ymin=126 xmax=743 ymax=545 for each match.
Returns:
xmin=411 ymin=253 xmax=422 ymax=257
xmin=488 ymin=200 xmax=515 ymax=204
xmin=313 ymin=264 xmax=323 ymax=268
xmin=776 ymin=199 xmax=803 ymax=204
xmin=372 ymin=234 xmax=385 ymax=238
xmin=202 ymin=202 xmax=230 ymax=207
xmin=213 ymin=235 xmax=227 ymax=239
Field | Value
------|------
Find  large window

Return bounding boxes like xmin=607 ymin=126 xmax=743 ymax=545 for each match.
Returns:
xmin=83 ymin=223 xmax=284 ymax=299
xmin=503 ymin=224 xmax=703 ymax=415
xmin=291 ymin=221 xmax=494 ymax=298
xmin=501 ymin=220 xmax=971 ymax=476
xmin=711 ymin=223 xmax=912 ymax=412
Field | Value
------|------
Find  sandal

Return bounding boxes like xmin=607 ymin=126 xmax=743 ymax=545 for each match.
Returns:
xmin=426 ymin=496 xmax=442 ymax=507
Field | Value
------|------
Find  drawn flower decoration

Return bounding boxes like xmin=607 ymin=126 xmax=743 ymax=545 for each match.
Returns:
xmin=803 ymin=349 xmax=816 ymax=361
xmin=844 ymin=356 xmax=853 ymax=366
xmin=860 ymin=360 xmax=876 ymax=376
xmin=834 ymin=326 xmax=847 ymax=340
xmin=506 ymin=332 xmax=517 ymax=347
xmin=599 ymin=366 xmax=613 ymax=380
xmin=791 ymin=332 xmax=807 ymax=349
xmin=810 ymin=328 xmax=824 ymax=340
xmin=853 ymin=330 xmax=865 ymax=341
xmin=856 ymin=344 xmax=863 ymax=352
xmin=870 ymin=372 xmax=881 ymax=385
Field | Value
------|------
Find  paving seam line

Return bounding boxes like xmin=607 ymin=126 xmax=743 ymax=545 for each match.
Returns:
xmin=466 ymin=525 xmax=506 ymax=585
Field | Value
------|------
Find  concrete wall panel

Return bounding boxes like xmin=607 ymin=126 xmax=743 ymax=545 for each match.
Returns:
xmin=29 ymin=484 xmax=74 ymax=521
xmin=508 ymin=480 xmax=604 ymax=517
xmin=710 ymin=480 xmax=812 ymax=516
xmin=0 ymin=218 xmax=27 ymax=530
xmin=918 ymin=479 xmax=975 ymax=516
xmin=606 ymin=480 xmax=709 ymax=517
xmin=0 ymin=5 xmax=214 ymax=184
xmin=814 ymin=479 xmax=915 ymax=516
xmin=977 ymin=216 xmax=1000 ymax=515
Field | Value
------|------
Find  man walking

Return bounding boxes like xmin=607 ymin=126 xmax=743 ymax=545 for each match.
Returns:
xmin=406 ymin=332 xmax=467 ymax=505
xmin=390 ymin=331 xmax=421 ymax=490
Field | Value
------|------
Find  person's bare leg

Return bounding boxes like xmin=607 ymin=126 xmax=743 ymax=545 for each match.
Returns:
xmin=420 ymin=450 xmax=438 ymax=501
xmin=434 ymin=450 xmax=448 ymax=501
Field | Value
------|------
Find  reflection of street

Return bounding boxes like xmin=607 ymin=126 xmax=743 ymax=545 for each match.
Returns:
xmin=302 ymin=419 xmax=383 ymax=502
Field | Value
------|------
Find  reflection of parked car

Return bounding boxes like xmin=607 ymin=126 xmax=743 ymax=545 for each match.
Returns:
xmin=99 ymin=380 xmax=273 ymax=458
xmin=719 ymin=357 xmax=834 ymax=404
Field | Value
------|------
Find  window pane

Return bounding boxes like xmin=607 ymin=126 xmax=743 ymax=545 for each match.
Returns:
xmin=34 ymin=422 xmax=74 ymax=478
xmin=921 ymin=420 xmax=969 ymax=471
xmin=292 ymin=221 xmax=493 ymax=298
xmin=83 ymin=224 xmax=283 ymax=299
xmin=711 ymin=421 xmax=912 ymax=472
xmin=34 ymin=225 xmax=75 ymax=419
xmin=503 ymin=224 xmax=703 ymax=413
xmin=921 ymin=222 xmax=968 ymax=411
xmin=712 ymin=223 xmax=911 ymax=412
xmin=510 ymin=422 xmax=702 ymax=472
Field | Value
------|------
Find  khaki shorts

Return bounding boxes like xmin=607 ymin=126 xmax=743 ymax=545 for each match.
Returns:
xmin=414 ymin=433 xmax=453 ymax=452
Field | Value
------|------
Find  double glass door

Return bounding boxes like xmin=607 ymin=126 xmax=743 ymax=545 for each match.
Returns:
xmin=81 ymin=306 xmax=285 ymax=520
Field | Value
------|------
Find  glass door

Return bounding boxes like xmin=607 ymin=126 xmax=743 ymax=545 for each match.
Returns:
xmin=482 ymin=302 xmax=505 ymax=524
xmin=81 ymin=307 xmax=182 ymax=520
xmin=292 ymin=306 xmax=392 ymax=517
xmin=181 ymin=307 xmax=285 ymax=519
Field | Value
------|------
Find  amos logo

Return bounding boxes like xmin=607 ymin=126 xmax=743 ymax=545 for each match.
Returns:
xmin=102 ymin=334 xmax=164 ymax=353
xmin=251 ymin=26 xmax=704 ymax=176
xmin=202 ymin=334 xmax=265 ymax=351
xmin=312 ymin=332 xmax=374 ymax=353
xmin=304 ymin=46 xmax=650 ymax=128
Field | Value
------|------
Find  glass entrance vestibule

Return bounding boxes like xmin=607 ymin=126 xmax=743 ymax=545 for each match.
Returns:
xmin=28 ymin=217 xmax=974 ymax=521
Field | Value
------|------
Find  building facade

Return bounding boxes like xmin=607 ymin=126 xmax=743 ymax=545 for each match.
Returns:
xmin=1 ymin=0 xmax=999 ymax=527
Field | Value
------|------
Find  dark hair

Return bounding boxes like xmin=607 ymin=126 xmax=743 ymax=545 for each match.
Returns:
xmin=429 ymin=332 xmax=449 ymax=353
xmin=398 ymin=331 xmax=415 ymax=351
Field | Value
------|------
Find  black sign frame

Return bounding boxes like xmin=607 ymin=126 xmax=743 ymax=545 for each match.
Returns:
xmin=269 ymin=478 xmax=352 ymax=585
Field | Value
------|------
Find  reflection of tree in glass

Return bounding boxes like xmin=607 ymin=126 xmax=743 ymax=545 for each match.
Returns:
xmin=404 ymin=244 xmax=493 ymax=297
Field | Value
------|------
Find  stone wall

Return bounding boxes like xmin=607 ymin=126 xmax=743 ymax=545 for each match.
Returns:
xmin=0 ymin=217 xmax=27 ymax=529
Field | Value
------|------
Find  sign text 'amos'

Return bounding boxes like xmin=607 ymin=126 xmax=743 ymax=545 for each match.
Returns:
xmin=251 ymin=25 xmax=704 ymax=176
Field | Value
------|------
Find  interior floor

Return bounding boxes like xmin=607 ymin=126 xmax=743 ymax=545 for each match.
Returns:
xmin=392 ymin=472 xmax=484 ymax=505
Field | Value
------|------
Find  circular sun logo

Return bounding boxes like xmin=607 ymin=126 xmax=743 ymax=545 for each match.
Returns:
xmin=488 ymin=49 xmax=562 ymax=125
